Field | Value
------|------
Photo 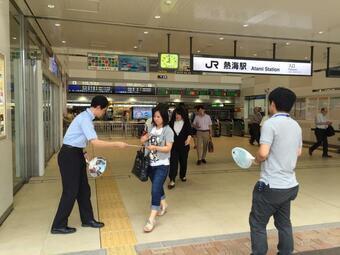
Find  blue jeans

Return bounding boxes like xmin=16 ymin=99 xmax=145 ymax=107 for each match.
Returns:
xmin=149 ymin=165 xmax=169 ymax=211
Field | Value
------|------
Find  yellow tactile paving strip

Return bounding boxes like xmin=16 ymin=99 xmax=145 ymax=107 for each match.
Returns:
xmin=96 ymin=177 xmax=137 ymax=255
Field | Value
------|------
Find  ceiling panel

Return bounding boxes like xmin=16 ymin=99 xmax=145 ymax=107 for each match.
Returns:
xmin=16 ymin=0 xmax=340 ymax=67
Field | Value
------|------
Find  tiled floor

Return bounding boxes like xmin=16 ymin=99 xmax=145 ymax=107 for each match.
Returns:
xmin=0 ymin=136 xmax=339 ymax=255
xmin=137 ymin=226 xmax=340 ymax=255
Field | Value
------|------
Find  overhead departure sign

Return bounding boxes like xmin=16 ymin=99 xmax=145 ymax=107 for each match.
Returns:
xmin=192 ymin=55 xmax=312 ymax=76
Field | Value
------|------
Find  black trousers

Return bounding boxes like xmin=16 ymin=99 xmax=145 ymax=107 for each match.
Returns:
xmin=169 ymin=145 xmax=190 ymax=182
xmin=250 ymin=123 xmax=260 ymax=145
xmin=310 ymin=128 xmax=328 ymax=156
xmin=249 ymin=182 xmax=299 ymax=255
xmin=52 ymin=145 xmax=94 ymax=228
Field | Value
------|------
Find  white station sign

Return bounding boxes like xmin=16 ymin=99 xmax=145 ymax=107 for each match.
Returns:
xmin=192 ymin=56 xmax=312 ymax=76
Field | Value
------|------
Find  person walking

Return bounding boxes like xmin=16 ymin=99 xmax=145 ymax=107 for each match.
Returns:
xmin=168 ymin=106 xmax=192 ymax=189
xmin=250 ymin=87 xmax=302 ymax=255
xmin=192 ymin=105 xmax=212 ymax=165
xmin=51 ymin=95 xmax=128 ymax=234
xmin=140 ymin=103 xmax=174 ymax=232
xmin=309 ymin=108 xmax=332 ymax=158
xmin=249 ymin=107 xmax=263 ymax=145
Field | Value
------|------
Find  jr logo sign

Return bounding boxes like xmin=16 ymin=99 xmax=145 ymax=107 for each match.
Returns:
xmin=205 ymin=61 xmax=219 ymax=69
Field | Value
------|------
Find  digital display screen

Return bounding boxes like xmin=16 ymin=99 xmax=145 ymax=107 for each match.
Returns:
xmin=114 ymin=86 xmax=156 ymax=95
xmin=132 ymin=107 xmax=152 ymax=120
xmin=159 ymin=53 xmax=179 ymax=69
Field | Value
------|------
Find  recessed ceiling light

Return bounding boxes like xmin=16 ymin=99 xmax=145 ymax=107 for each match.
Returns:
xmin=165 ymin=0 xmax=172 ymax=5
xmin=318 ymin=31 xmax=324 ymax=34
xmin=219 ymin=37 xmax=224 ymax=40
xmin=47 ymin=4 xmax=55 ymax=8
xmin=62 ymin=40 xmax=66 ymax=44
xmin=197 ymin=50 xmax=201 ymax=53
xmin=12 ymin=37 xmax=17 ymax=40
xmin=286 ymin=42 xmax=291 ymax=45
xmin=144 ymin=31 xmax=149 ymax=34
xmin=55 ymin=23 xmax=61 ymax=27
xmin=133 ymin=46 xmax=138 ymax=49
xmin=154 ymin=15 xmax=161 ymax=19
xmin=243 ymin=24 xmax=249 ymax=27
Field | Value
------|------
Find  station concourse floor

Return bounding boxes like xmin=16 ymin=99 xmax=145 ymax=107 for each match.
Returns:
xmin=0 ymin=136 xmax=340 ymax=255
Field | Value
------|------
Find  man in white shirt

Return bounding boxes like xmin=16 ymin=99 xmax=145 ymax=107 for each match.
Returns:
xmin=192 ymin=105 xmax=212 ymax=165
xmin=250 ymin=87 xmax=302 ymax=255
xmin=309 ymin=108 xmax=332 ymax=158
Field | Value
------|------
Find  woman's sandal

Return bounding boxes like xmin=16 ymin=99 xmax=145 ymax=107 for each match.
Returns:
xmin=158 ymin=205 xmax=168 ymax=216
xmin=143 ymin=219 xmax=156 ymax=232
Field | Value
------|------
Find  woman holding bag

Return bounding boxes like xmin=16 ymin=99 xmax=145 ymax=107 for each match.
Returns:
xmin=140 ymin=103 xmax=174 ymax=232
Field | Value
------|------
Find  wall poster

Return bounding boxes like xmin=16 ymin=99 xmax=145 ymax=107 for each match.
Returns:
xmin=0 ymin=53 xmax=6 ymax=139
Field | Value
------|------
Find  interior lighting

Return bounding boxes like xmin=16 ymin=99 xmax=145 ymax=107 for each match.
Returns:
xmin=318 ymin=31 xmax=324 ymax=34
xmin=165 ymin=0 xmax=172 ymax=5
xmin=144 ymin=31 xmax=149 ymax=34
xmin=243 ymin=24 xmax=249 ymax=27
xmin=48 ymin=4 xmax=55 ymax=8
xmin=219 ymin=37 xmax=224 ymax=40
xmin=286 ymin=42 xmax=290 ymax=45
xmin=196 ymin=50 xmax=201 ymax=53
xmin=12 ymin=37 xmax=17 ymax=40
xmin=133 ymin=46 xmax=138 ymax=49
xmin=154 ymin=15 xmax=161 ymax=19
xmin=62 ymin=40 xmax=66 ymax=44
xmin=55 ymin=23 xmax=61 ymax=27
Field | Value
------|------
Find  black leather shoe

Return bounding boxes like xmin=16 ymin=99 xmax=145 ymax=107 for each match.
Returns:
xmin=51 ymin=226 xmax=76 ymax=234
xmin=201 ymin=159 xmax=207 ymax=164
xmin=322 ymin=155 xmax=332 ymax=158
xmin=180 ymin=177 xmax=187 ymax=182
xmin=82 ymin=220 xmax=105 ymax=228
xmin=308 ymin=147 xmax=312 ymax=156
xmin=196 ymin=160 xmax=202 ymax=165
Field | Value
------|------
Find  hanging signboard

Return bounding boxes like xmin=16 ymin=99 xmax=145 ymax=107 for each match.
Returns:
xmin=119 ymin=55 xmax=148 ymax=72
xmin=87 ymin=53 xmax=119 ymax=71
xmin=192 ymin=55 xmax=312 ymax=76
xmin=0 ymin=53 xmax=6 ymax=139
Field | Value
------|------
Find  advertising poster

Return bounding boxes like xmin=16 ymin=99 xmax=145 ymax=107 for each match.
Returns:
xmin=87 ymin=53 xmax=119 ymax=71
xmin=119 ymin=55 xmax=148 ymax=72
xmin=0 ymin=53 xmax=5 ymax=138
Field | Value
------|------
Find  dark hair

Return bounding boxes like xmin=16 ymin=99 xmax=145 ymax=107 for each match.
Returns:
xmin=170 ymin=106 xmax=190 ymax=127
xmin=268 ymin=87 xmax=296 ymax=113
xmin=196 ymin=105 xmax=204 ymax=110
xmin=91 ymin=95 xmax=109 ymax=109
xmin=321 ymin=108 xmax=326 ymax=112
xmin=152 ymin=103 xmax=169 ymax=127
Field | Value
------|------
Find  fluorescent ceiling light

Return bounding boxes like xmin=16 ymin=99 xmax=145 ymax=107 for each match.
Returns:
xmin=47 ymin=4 xmax=55 ymax=8
xmin=165 ymin=0 xmax=172 ymax=5
xmin=55 ymin=23 xmax=61 ymax=27
xmin=154 ymin=15 xmax=161 ymax=19
xmin=62 ymin=40 xmax=66 ymax=44
xmin=286 ymin=42 xmax=290 ymax=45
xmin=243 ymin=24 xmax=249 ymax=27
xmin=144 ymin=31 xmax=149 ymax=34
xmin=318 ymin=31 xmax=324 ymax=34
xmin=196 ymin=50 xmax=201 ymax=53
xmin=12 ymin=37 xmax=17 ymax=40
xmin=219 ymin=37 xmax=224 ymax=40
xmin=133 ymin=46 xmax=138 ymax=49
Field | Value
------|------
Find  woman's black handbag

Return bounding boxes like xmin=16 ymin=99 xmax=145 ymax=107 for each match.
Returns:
xmin=326 ymin=125 xmax=335 ymax=137
xmin=131 ymin=148 xmax=149 ymax=182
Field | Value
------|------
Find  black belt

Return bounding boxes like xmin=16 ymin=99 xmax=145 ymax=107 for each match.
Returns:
xmin=62 ymin=144 xmax=83 ymax=151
